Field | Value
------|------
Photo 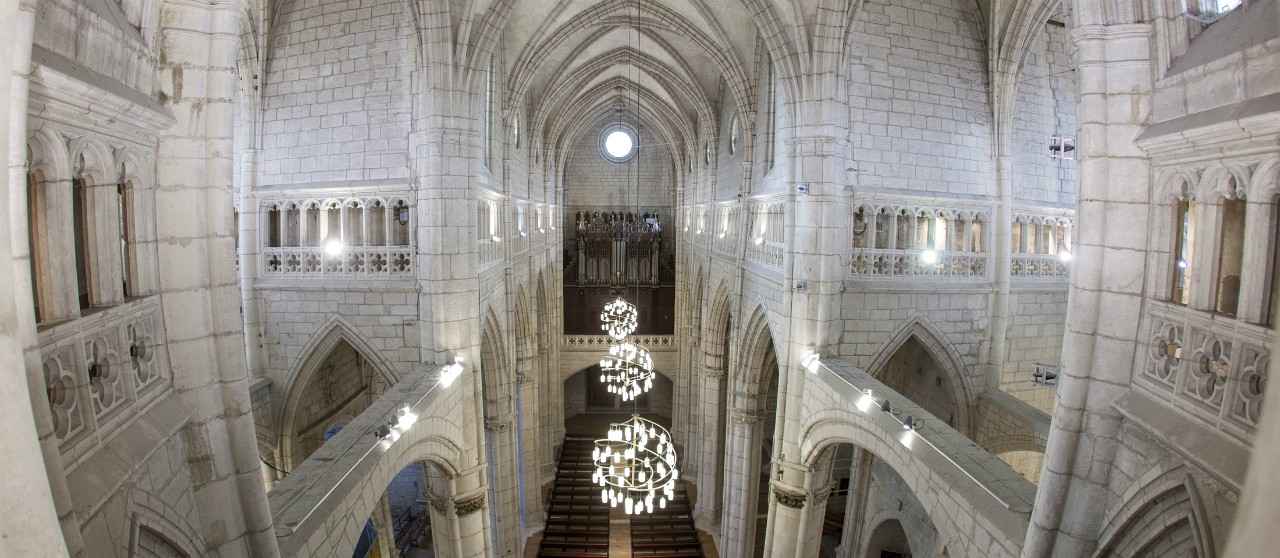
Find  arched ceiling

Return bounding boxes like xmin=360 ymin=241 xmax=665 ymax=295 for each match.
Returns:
xmin=498 ymin=0 xmax=762 ymax=170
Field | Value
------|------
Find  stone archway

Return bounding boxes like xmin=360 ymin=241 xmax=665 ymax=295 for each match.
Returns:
xmin=719 ymin=305 xmax=781 ymax=558
xmin=865 ymin=318 xmax=976 ymax=435
xmin=277 ymin=318 xmax=401 ymax=470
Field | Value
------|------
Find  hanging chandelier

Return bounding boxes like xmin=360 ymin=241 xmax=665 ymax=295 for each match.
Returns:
xmin=592 ymin=415 xmax=678 ymax=515
xmin=600 ymin=297 xmax=638 ymax=340
xmin=599 ymin=341 xmax=655 ymax=401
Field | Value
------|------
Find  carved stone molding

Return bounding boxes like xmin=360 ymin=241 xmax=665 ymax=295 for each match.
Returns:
xmin=454 ymin=494 xmax=486 ymax=516
xmin=484 ymin=418 xmax=511 ymax=432
xmin=772 ymin=484 xmax=807 ymax=509
xmin=427 ymin=496 xmax=449 ymax=513
xmin=515 ymin=372 xmax=532 ymax=385
xmin=703 ymin=368 xmax=727 ymax=380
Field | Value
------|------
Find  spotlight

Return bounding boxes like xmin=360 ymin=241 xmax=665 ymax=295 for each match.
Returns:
xmin=397 ymin=406 xmax=418 ymax=430
xmin=1057 ymin=251 xmax=1073 ymax=263
xmin=800 ymin=351 xmax=821 ymax=374
xmin=920 ymin=249 xmax=939 ymax=265
xmin=899 ymin=429 xmax=916 ymax=449
xmin=903 ymin=415 xmax=918 ymax=431
xmin=324 ymin=238 xmax=344 ymax=257
xmin=856 ymin=389 xmax=875 ymax=413
xmin=1177 ymin=259 xmax=1189 ymax=269
xmin=440 ymin=356 xmax=464 ymax=387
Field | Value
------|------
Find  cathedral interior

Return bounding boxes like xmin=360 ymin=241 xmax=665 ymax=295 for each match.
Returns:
xmin=2 ymin=0 xmax=1280 ymax=556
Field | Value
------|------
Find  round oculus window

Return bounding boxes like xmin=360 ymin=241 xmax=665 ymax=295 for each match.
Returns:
xmin=600 ymin=127 xmax=637 ymax=162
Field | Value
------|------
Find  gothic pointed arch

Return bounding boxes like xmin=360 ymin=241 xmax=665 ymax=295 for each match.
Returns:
xmin=735 ymin=304 xmax=780 ymax=414
xmin=864 ymin=316 xmax=976 ymax=434
xmin=277 ymin=317 xmax=402 ymax=467
xmin=1094 ymin=465 xmax=1216 ymax=558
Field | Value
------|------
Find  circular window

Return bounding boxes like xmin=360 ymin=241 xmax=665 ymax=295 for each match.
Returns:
xmin=600 ymin=126 xmax=637 ymax=162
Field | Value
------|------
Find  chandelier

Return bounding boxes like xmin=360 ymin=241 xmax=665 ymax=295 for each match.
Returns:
xmin=593 ymin=415 xmax=678 ymax=514
xmin=599 ymin=341 xmax=655 ymax=401
xmin=600 ymin=297 xmax=638 ymax=340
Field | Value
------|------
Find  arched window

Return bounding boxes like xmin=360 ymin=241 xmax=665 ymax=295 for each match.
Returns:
xmin=324 ymin=201 xmax=341 ymax=242
xmin=1270 ymin=195 xmax=1280 ymax=326
xmin=344 ymin=200 xmax=364 ymax=245
xmin=1171 ymin=199 xmax=1197 ymax=305
xmin=117 ymin=180 xmax=136 ymax=298
xmin=26 ymin=170 xmax=47 ymax=322
xmin=1215 ymin=196 xmax=1246 ymax=316
xmin=875 ymin=208 xmax=891 ymax=249
xmin=895 ymin=209 xmax=912 ymax=248
xmin=367 ymin=200 xmax=386 ymax=246
xmin=264 ymin=205 xmax=282 ymax=248
xmin=304 ymin=202 xmax=321 ymax=246
xmin=851 ymin=207 xmax=868 ymax=249
xmin=392 ymin=200 xmax=411 ymax=246
xmin=1012 ymin=220 xmax=1024 ymax=253
xmin=284 ymin=203 xmax=301 ymax=247
xmin=970 ymin=217 xmax=985 ymax=253
xmin=73 ymin=176 xmax=93 ymax=309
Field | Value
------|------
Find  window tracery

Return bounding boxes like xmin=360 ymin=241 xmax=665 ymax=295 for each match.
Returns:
xmin=259 ymin=195 xmax=415 ymax=277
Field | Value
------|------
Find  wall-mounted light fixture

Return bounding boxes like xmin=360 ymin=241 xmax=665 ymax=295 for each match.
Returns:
xmin=440 ymin=356 xmax=465 ymax=387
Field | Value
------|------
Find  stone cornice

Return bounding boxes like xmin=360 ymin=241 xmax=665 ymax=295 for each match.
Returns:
xmin=28 ymin=46 xmax=173 ymax=145
xmin=1136 ymin=93 xmax=1280 ymax=162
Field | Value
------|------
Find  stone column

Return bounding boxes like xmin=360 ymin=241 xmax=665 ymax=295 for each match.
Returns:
xmin=692 ymin=367 xmax=726 ymax=527
xmin=719 ymin=406 xmax=764 ymax=558
xmin=1022 ymin=21 xmax=1153 ymax=558
xmin=516 ymin=369 xmax=543 ymax=534
xmin=0 ymin=0 xmax=71 ymax=552
xmin=989 ymin=154 xmax=1014 ymax=391
xmin=454 ymin=489 xmax=489 ymax=558
xmin=371 ymin=493 xmax=400 ymax=558
xmin=154 ymin=1 xmax=280 ymax=555
xmin=5 ymin=0 xmax=84 ymax=553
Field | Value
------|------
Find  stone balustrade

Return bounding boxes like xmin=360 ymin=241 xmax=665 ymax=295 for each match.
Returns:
xmin=38 ymin=297 xmax=170 ymax=464
xmin=1140 ymin=300 xmax=1271 ymax=441
xmin=262 ymin=245 xmax=415 ymax=277
xmin=848 ymin=248 xmax=989 ymax=280
xmin=1010 ymin=253 xmax=1070 ymax=281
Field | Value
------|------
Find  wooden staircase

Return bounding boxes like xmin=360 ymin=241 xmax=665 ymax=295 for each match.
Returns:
xmin=629 ymin=475 xmax=703 ymax=558
xmin=538 ymin=436 xmax=610 ymax=558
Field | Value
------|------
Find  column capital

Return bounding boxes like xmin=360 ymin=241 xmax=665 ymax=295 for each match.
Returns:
xmin=454 ymin=493 xmax=486 ymax=516
xmin=771 ymin=482 xmax=807 ymax=509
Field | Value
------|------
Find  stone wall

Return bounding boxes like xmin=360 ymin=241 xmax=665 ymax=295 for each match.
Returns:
xmin=1012 ymin=22 xmax=1078 ymax=206
xmin=563 ymin=125 xmax=674 ymax=208
xmin=846 ymin=0 xmax=993 ymax=196
xmin=257 ymin=0 xmax=415 ymax=185
xmin=1001 ymin=288 xmax=1067 ymax=412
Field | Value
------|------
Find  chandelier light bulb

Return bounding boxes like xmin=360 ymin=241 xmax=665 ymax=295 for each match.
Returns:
xmin=592 ymin=415 xmax=680 ymax=517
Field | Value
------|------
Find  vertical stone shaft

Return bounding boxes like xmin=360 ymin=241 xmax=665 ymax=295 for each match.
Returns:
xmin=5 ymin=0 xmax=83 ymax=553
xmin=1022 ymin=22 xmax=1153 ymax=558
xmin=0 ymin=0 xmax=70 ymax=552
xmin=155 ymin=2 xmax=278 ymax=555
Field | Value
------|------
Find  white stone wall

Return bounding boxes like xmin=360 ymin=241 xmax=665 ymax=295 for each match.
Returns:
xmin=1012 ymin=23 xmax=1078 ymax=206
xmin=257 ymin=285 xmax=420 ymax=387
xmin=257 ymin=0 xmax=415 ymax=185
xmin=837 ymin=291 xmax=988 ymax=397
xmin=846 ymin=0 xmax=993 ymax=196
xmin=563 ymin=125 xmax=674 ymax=208
xmin=1001 ymin=289 xmax=1067 ymax=412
